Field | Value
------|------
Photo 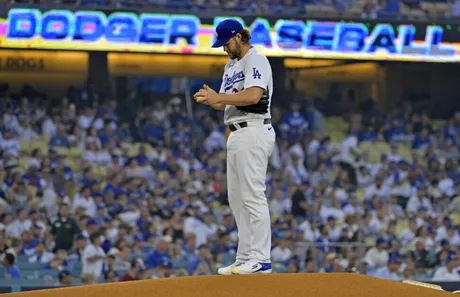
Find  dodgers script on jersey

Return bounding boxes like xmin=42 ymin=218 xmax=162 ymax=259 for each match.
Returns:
xmin=219 ymin=47 xmax=273 ymax=125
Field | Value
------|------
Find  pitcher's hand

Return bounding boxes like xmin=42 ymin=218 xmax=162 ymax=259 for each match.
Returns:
xmin=194 ymin=84 xmax=219 ymax=105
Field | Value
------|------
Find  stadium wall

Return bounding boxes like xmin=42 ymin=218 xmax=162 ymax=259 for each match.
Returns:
xmin=0 ymin=279 xmax=458 ymax=294
xmin=0 ymin=274 xmax=458 ymax=297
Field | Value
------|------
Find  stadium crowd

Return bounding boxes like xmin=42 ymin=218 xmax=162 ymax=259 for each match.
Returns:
xmin=3 ymin=0 xmax=460 ymax=19
xmin=0 ymin=80 xmax=459 ymax=287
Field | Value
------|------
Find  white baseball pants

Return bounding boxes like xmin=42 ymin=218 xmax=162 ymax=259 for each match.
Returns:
xmin=226 ymin=119 xmax=276 ymax=263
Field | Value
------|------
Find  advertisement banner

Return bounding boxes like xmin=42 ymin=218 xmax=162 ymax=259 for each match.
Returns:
xmin=0 ymin=50 xmax=88 ymax=73
xmin=0 ymin=8 xmax=459 ymax=62
xmin=108 ymin=53 xmax=227 ymax=77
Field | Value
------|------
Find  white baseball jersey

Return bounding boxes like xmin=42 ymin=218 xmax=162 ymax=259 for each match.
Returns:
xmin=219 ymin=47 xmax=273 ymax=125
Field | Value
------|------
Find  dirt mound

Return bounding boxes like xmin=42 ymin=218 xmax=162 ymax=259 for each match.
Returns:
xmin=9 ymin=273 xmax=453 ymax=297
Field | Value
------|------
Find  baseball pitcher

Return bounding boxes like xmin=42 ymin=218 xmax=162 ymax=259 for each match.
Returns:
xmin=194 ymin=19 xmax=275 ymax=275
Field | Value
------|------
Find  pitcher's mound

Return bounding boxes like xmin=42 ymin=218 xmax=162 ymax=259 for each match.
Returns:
xmin=8 ymin=273 xmax=453 ymax=297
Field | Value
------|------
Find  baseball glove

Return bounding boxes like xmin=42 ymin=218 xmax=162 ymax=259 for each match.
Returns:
xmin=236 ymin=87 xmax=269 ymax=114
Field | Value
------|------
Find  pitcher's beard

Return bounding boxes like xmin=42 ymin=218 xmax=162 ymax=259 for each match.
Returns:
xmin=228 ymin=44 xmax=242 ymax=60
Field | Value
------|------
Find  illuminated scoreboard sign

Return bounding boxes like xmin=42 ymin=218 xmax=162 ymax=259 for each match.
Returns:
xmin=0 ymin=8 xmax=459 ymax=62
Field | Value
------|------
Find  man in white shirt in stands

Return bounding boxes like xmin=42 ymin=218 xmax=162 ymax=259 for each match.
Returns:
xmin=3 ymin=107 xmax=22 ymax=136
xmin=0 ymin=130 xmax=20 ymax=158
xmin=28 ymin=241 xmax=55 ymax=264
xmin=364 ymin=237 xmax=389 ymax=271
xmin=73 ymin=186 xmax=96 ymax=218
xmin=81 ymin=232 xmax=105 ymax=280
xmin=399 ymin=218 xmax=417 ymax=246
xmin=271 ymin=236 xmax=292 ymax=263
xmin=184 ymin=210 xmax=218 ymax=248
xmin=118 ymin=200 xmax=141 ymax=227
xmin=338 ymin=129 xmax=360 ymax=186
xmin=364 ymin=175 xmax=389 ymax=201
xmin=406 ymin=185 xmax=433 ymax=214
xmin=432 ymin=253 xmax=460 ymax=281
xmin=6 ymin=208 xmax=31 ymax=239
xmin=372 ymin=257 xmax=403 ymax=281
xmin=341 ymin=130 xmax=359 ymax=165
xmin=78 ymin=107 xmax=95 ymax=130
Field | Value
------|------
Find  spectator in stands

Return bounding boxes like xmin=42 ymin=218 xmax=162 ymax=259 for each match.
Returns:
xmin=104 ymin=269 xmax=118 ymax=283
xmin=57 ymin=270 xmax=73 ymax=286
xmin=364 ymin=237 xmax=389 ymax=271
xmin=452 ymin=0 xmax=460 ymax=17
xmin=270 ymin=190 xmax=290 ymax=218
xmin=3 ymin=106 xmax=22 ymax=136
xmin=409 ymin=238 xmax=432 ymax=271
xmin=0 ymin=235 xmax=9 ymax=256
xmin=41 ymin=113 xmax=58 ymax=137
xmin=81 ymin=232 xmax=105 ymax=280
xmin=51 ymin=204 xmax=81 ymax=252
xmin=399 ymin=218 xmax=417 ymax=246
xmin=291 ymin=182 xmax=310 ymax=220
xmin=412 ymin=128 xmax=431 ymax=150
xmin=272 ymin=236 xmax=293 ymax=264
xmin=80 ymin=273 xmax=97 ymax=285
xmin=21 ymin=229 xmax=38 ymax=256
xmin=383 ymin=0 xmax=399 ymax=15
xmin=189 ymin=245 xmax=215 ymax=276
xmin=280 ymin=102 xmax=309 ymax=139
xmin=432 ymin=253 xmax=460 ymax=281
xmin=306 ymin=101 xmax=326 ymax=137
xmin=70 ymin=234 xmax=87 ymax=261
xmin=339 ymin=129 xmax=360 ymax=186
xmin=151 ymin=260 xmax=174 ymax=279
xmin=0 ymin=130 xmax=20 ymax=158
xmin=144 ymin=115 xmax=165 ymax=147
xmin=73 ymin=186 xmax=97 ymax=218
xmin=6 ymin=238 xmax=22 ymax=258
xmin=361 ymin=1 xmax=379 ymax=18
xmin=49 ymin=125 xmax=69 ymax=148
xmin=146 ymin=236 xmax=172 ymax=269
xmin=372 ymin=257 xmax=402 ymax=281
xmin=326 ymin=216 xmax=341 ymax=242
xmin=315 ymin=224 xmax=332 ymax=254
xmin=6 ymin=208 xmax=31 ymax=239
xmin=28 ymin=240 xmax=54 ymax=264
xmin=1 ymin=253 xmax=21 ymax=279
xmin=119 ymin=258 xmax=146 ymax=282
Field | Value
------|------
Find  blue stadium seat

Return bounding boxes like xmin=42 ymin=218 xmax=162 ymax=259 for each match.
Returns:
xmin=16 ymin=255 xmax=29 ymax=263
xmin=39 ymin=270 xmax=60 ymax=278
xmin=0 ymin=279 xmax=47 ymax=286
xmin=21 ymin=271 xmax=40 ymax=279
xmin=17 ymin=263 xmax=44 ymax=270
xmin=72 ymin=279 xmax=84 ymax=286
xmin=172 ymin=259 xmax=189 ymax=269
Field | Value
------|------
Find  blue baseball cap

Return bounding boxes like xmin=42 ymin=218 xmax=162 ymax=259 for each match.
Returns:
xmin=87 ymin=218 xmax=98 ymax=226
xmin=376 ymin=237 xmax=387 ymax=246
xmin=212 ymin=19 xmax=244 ymax=48
xmin=387 ymin=256 xmax=401 ymax=265
xmin=160 ymin=260 xmax=173 ymax=269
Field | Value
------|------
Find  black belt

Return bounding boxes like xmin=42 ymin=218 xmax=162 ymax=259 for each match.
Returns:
xmin=229 ymin=119 xmax=271 ymax=132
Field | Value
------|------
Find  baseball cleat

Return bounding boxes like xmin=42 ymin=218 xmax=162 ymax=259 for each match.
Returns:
xmin=231 ymin=260 xmax=272 ymax=275
xmin=217 ymin=261 xmax=245 ymax=275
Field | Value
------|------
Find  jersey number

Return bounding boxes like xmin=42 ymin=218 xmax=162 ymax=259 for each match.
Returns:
xmin=252 ymin=68 xmax=261 ymax=79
